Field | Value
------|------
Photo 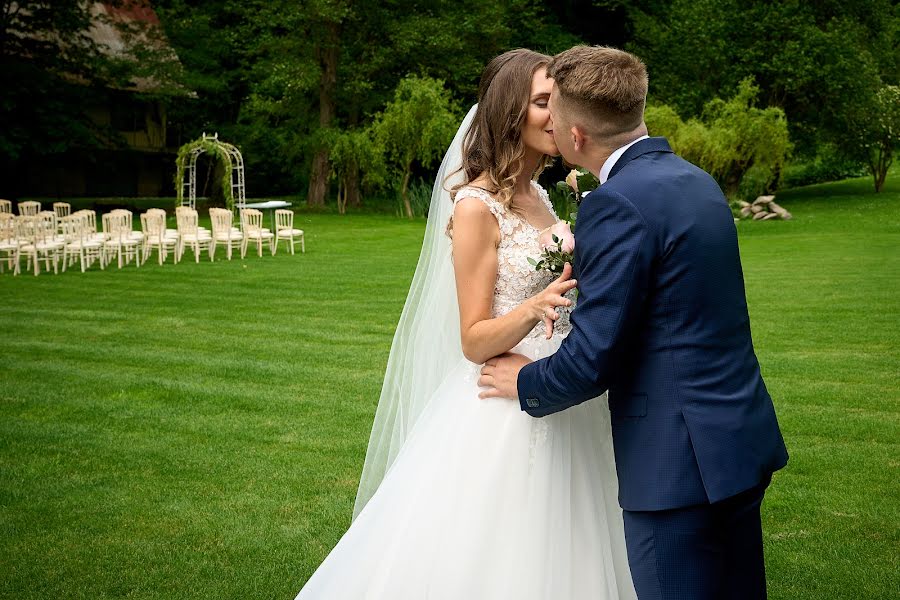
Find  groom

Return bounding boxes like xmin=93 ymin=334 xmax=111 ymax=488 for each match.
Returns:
xmin=479 ymin=46 xmax=788 ymax=600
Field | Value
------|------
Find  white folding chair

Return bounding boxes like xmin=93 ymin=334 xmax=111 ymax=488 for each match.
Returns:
xmin=175 ymin=206 xmax=212 ymax=263
xmin=274 ymin=209 xmax=304 ymax=255
xmin=0 ymin=213 xmax=19 ymax=273
xmin=140 ymin=210 xmax=177 ymax=265
xmin=53 ymin=202 xmax=71 ymax=234
xmin=15 ymin=215 xmax=63 ymax=275
xmin=102 ymin=210 xmax=140 ymax=268
xmin=175 ymin=206 xmax=210 ymax=237
xmin=240 ymin=208 xmax=274 ymax=258
xmin=17 ymin=200 xmax=40 ymax=216
xmin=61 ymin=212 xmax=104 ymax=272
xmin=73 ymin=209 xmax=103 ymax=246
xmin=118 ymin=208 xmax=145 ymax=248
xmin=38 ymin=211 xmax=65 ymax=245
xmin=209 ymin=208 xmax=243 ymax=261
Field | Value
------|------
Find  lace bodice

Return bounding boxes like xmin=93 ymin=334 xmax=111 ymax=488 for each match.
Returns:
xmin=453 ymin=181 xmax=572 ymax=339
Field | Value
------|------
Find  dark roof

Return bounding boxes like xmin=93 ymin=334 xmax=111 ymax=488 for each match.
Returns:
xmin=87 ymin=1 xmax=191 ymax=95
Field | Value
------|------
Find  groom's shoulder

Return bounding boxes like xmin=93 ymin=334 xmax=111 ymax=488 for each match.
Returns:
xmin=608 ymin=150 xmax=721 ymax=202
xmin=579 ymin=185 xmax=648 ymax=229
xmin=614 ymin=148 xmax=709 ymax=184
xmin=600 ymin=155 xmax=726 ymax=232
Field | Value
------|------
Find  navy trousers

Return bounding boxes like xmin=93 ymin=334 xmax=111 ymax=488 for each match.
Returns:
xmin=623 ymin=476 xmax=771 ymax=600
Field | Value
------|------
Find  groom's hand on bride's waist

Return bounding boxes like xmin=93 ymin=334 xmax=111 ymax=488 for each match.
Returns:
xmin=478 ymin=353 xmax=532 ymax=400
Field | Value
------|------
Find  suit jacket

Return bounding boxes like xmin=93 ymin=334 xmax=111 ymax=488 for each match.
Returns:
xmin=518 ymin=137 xmax=788 ymax=512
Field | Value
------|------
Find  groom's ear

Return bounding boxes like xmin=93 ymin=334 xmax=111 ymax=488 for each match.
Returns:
xmin=571 ymin=125 xmax=587 ymax=152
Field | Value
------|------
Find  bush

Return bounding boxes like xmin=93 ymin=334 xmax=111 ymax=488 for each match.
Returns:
xmin=370 ymin=75 xmax=460 ymax=218
xmin=642 ymin=104 xmax=682 ymax=140
xmin=646 ymin=79 xmax=791 ymax=200
xmin=401 ymin=178 xmax=434 ymax=218
xmin=781 ymin=144 xmax=868 ymax=189
xmin=738 ymin=163 xmax=778 ymax=200
xmin=846 ymin=85 xmax=900 ymax=192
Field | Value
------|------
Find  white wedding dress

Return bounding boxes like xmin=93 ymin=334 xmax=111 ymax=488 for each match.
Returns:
xmin=295 ymin=184 xmax=636 ymax=600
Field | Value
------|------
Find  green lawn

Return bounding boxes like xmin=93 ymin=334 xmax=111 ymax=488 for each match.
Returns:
xmin=735 ymin=174 xmax=900 ymax=598
xmin=1 ymin=172 xmax=898 ymax=599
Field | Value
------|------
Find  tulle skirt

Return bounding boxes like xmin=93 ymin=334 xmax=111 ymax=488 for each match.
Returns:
xmin=295 ymin=334 xmax=637 ymax=599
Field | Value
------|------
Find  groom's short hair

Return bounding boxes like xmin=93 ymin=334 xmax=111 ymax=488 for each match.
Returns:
xmin=548 ymin=46 xmax=648 ymax=138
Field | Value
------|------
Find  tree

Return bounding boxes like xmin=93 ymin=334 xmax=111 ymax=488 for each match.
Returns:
xmin=646 ymin=79 xmax=791 ymax=199
xmin=371 ymin=75 xmax=459 ymax=218
xmin=250 ymin=0 xmax=578 ymax=206
xmin=628 ymin=0 xmax=899 ymax=157
xmin=849 ymin=85 xmax=900 ymax=192
xmin=324 ymin=127 xmax=382 ymax=214
xmin=153 ymin=0 xmax=291 ymax=193
xmin=0 ymin=1 xmax=118 ymax=162
xmin=543 ymin=0 xmax=639 ymax=48
xmin=155 ymin=0 xmax=579 ymax=204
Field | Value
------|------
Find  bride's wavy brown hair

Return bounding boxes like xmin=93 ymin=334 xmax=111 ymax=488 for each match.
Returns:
xmin=448 ymin=48 xmax=554 ymax=220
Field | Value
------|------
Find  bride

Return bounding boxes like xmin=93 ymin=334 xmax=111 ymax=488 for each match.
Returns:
xmin=294 ymin=49 xmax=636 ymax=599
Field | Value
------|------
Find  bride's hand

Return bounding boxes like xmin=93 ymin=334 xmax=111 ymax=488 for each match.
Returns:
xmin=527 ymin=262 xmax=577 ymax=339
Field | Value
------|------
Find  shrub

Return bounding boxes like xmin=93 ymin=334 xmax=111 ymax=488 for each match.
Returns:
xmin=324 ymin=127 xmax=383 ymax=214
xmin=846 ymin=85 xmax=900 ymax=192
xmin=370 ymin=75 xmax=460 ymax=218
xmin=782 ymin=144 xmax=868 ymax=189
xmin=646 ymin=79 xmax=792 ymax=200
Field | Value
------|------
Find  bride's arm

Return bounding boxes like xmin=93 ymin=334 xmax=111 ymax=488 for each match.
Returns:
xmin=452 ymin=197 xmax=576 ymax=365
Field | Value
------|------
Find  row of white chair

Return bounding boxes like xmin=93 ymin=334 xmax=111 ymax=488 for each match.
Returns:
xmin=0 ymin=199 xmax=71 ymax=221
xmin=0 ymin=206 xmax=305 ymax=276
xmin=2 ymin=201 xmax=305 ymax=254
xmin=168 ymin=207 xmax=305 ymax=262
xmin=1 ymin=209 xmax=101 ymax=274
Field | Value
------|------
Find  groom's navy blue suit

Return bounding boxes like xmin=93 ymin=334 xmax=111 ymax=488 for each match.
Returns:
xmin=518 ymin=138 xmax=788 ymax=599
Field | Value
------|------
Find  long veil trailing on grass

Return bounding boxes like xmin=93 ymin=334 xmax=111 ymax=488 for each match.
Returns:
xmin=352 ymin=105 xmax=477 ymax=519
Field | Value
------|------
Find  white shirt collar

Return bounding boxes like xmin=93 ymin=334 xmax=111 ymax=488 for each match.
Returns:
xmin=598 ymin=135 xmax=650 ymax=184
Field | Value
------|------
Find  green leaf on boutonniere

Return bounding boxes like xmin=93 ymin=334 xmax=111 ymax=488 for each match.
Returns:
xmin=576 ymin=170 xmax=599 ymax=193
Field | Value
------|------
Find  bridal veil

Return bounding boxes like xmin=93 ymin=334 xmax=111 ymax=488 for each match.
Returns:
xmin=352 ymin=106 xmax=478 ymax=518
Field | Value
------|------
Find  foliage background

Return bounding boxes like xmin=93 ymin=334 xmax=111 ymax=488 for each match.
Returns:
xmin=5 ymin=1 xmax=896 ymax=205
xmin=156 ymin=0 xmax=900 ymax=203
xmin=0 ymin=0 xmax=900 ymax=204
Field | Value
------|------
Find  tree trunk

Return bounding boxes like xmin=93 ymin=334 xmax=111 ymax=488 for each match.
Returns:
xmin=873 ymin=142 xmax=892 ymax=192
xmin=307 ymin=23 xmax=339 ymax=207
xmin=766 ymin=161 xmax=782 ymax=193
xmin=337 ymin=179 xmax=346 ymax=215
xmin=346 ymin=160 xmax=361 ymax=207
xmin=724 ymin=160 xmax=750 ymax=198
xmin=308 ymin=151 xmax=330 ymax=206
xmin=401 ymin=167 xmax=412 ymax=218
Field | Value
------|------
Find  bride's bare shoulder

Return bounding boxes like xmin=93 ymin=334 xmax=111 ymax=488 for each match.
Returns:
xmin=453 ymin=194 xmax=493 ymax=216
xmin=451 ymin=189 xmax=501 ymax=247
xmin=452 ymin=194 xmax=500 ymax=232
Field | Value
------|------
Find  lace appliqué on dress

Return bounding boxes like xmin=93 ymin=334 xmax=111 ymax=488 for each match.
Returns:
xmin=453 ymin=182 xmax=572 ymax=340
